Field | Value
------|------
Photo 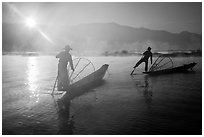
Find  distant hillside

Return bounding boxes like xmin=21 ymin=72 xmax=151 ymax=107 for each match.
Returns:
xmin=3 ymin=22 xmax=202 ymax=54
xmin=65 ymin=23 xmax=201 ymax=52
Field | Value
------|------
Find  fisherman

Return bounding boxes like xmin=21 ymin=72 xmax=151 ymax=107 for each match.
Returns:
xmin=56 ymin=45 xmax=74 ymax=91
xmin=132 ymin=47 xmax=153 ymax=72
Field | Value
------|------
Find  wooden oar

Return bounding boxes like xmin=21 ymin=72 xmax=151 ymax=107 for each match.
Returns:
xmin=130 ymin=68 xmax=135 ymax=75
xmin=51 ymin=75 xmax=58 ymax=96
xmin=131 ymin=56 xmax=144 ymax=75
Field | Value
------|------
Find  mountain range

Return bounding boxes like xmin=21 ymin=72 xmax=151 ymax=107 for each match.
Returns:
xmin=2 ymin=22 xmax=202 ymax=55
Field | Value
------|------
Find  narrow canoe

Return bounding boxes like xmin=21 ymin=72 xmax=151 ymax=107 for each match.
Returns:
xmin=60 ymin=64 xmax=109 ymax=103
xmin=143 ymin=62 xmax=196 ymax=75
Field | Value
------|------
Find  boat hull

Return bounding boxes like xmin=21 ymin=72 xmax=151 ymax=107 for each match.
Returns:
xmin=61 ymin=64 xmax=109 ymax=102
xmin=143 ymin=63 xmax=196 ymax=75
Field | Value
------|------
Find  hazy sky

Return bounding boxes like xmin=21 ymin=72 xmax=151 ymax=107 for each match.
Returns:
xmin=3 ymin=2 xmax=202 ymax=34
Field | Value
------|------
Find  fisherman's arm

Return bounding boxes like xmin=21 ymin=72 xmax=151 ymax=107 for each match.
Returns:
xmin=150 ymin=53 xmax=153 ymax=64
xmin=69 ymin=55 xmax=74 ymax=71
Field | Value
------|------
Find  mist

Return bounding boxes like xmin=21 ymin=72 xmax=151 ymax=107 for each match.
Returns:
xmin=2 ymin=2 xmax=202 ymax=55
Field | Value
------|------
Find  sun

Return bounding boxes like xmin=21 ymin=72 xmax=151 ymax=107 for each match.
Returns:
xmin=25 ymin=17 xmax=36 ymax=28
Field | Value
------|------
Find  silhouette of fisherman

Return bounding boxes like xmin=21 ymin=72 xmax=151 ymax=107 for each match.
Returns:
xmin=56 ymin=45 xmax=74 ymax=91
xmin=131 ymin=47 xmax=152 ymax=74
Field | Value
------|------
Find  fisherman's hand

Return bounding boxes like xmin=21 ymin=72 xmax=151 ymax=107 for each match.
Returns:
xmin=72 ymin=68 xmax=75 ymax=71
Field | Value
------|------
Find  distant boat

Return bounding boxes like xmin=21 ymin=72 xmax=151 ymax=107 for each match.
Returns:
xmin=59 ymin=64 xmax=109 ymax=104
xmin=143 ymin=62 xmax=196 ymax=75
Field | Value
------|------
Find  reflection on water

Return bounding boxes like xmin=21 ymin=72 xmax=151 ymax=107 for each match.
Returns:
xmin=143 ymin=76 xmax=153 ymax=108
xmin=27 ymin=57 xmax=40 ymax=103
xmin=2 ymin=56 xmax=202 ymax=135
xmin=57 ymin=99 xmax=75 ymax=135
xmin=132 ymin=75 xmax=153 ymax=108
xmin=25 ymin=56 xmax=75 ymax=134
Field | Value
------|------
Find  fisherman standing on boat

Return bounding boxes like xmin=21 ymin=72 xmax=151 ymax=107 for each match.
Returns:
xmin=132 ymin=47 xmax=152 ymax=74
xmin=56 ymin=45 xmax=74 ymax=91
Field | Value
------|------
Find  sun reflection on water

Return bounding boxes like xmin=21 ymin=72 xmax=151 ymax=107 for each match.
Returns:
xmin=27 ymin=57 xmax=40 ymax=103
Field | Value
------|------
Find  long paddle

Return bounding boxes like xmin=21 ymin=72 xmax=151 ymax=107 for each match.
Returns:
xmin=51 ymin=75 xmax=58 ymax=96
xmin=130 ymin=55 xmax=144 ymax=75
xmin=130 ymin=68 xmax=135 ymax=75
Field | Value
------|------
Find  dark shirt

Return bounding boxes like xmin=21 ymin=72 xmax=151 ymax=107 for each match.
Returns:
xmin=143 ymin=50 xmax=152 ymax=60
xmin=56 ymin=51 xmax=74 ymax=70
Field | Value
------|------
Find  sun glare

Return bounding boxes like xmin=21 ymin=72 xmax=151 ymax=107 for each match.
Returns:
xmin=27 ymin=57 xmax=40 ymax=103
xmin=25 ymin=17 xmax=36 ymax=28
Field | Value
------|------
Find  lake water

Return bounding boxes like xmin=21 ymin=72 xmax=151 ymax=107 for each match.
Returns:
xmin=2 ymin=55 xmax=202 ymax=135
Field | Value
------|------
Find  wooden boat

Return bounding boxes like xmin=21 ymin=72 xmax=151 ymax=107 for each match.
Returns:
xmin=143 ymin=62 xmax=196 ymax=75
xmin=60 ymin=64 xmax=109 ymax=103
